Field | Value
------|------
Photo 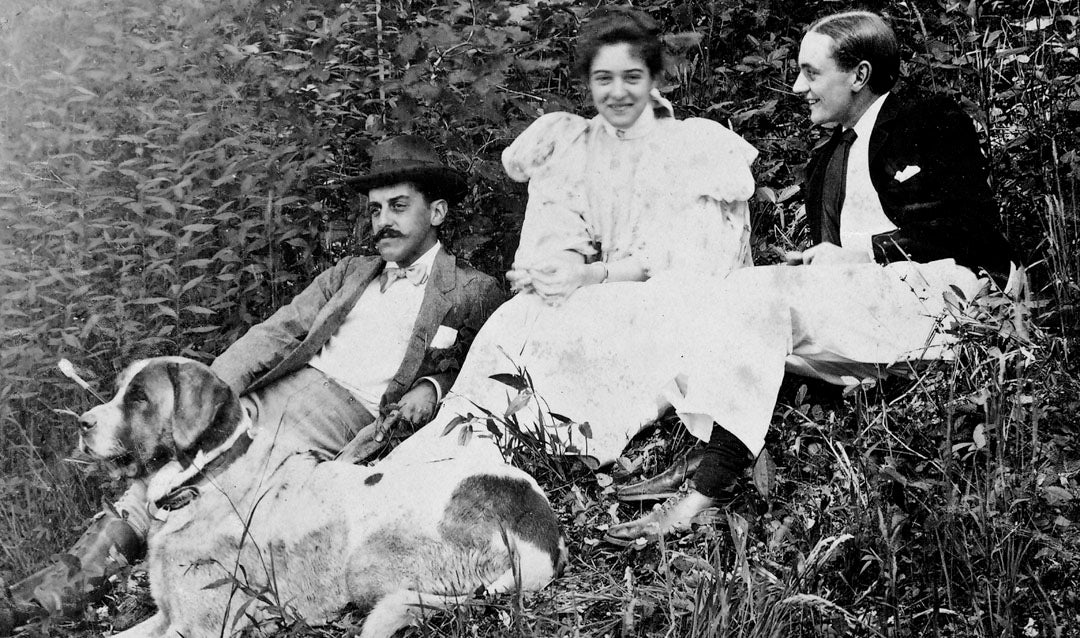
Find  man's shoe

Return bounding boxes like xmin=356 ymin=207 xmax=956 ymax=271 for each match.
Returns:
xmin=615 ymin=449 xmax=704 ymax=502
xmin=0 ymin=580 xmax=43 ymax=636
xmin=7 ymin=512 xmax=144 ymax=619
xmin=604 ymin=485 xmax=720 ymax=547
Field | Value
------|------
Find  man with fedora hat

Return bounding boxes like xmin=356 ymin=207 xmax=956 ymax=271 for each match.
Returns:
xmin=1 ymin=135 xmax=504 ymax=630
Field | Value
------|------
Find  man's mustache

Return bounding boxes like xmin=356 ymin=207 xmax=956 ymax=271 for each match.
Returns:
xmin=373 ymin=228 xmax=404 ymax=242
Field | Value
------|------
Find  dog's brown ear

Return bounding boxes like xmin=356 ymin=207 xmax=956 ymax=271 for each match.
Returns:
xmin=167 ymin=360 xmax=243 ymax=458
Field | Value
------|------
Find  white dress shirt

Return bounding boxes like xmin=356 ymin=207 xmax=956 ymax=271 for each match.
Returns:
xmin=308 ymin=242 xmax=441 ymax=416
xmin=841 ymin=92 xmax=898 ymax=257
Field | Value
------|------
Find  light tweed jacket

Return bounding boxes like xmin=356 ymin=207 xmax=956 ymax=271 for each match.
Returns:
xmin=211 ymin=248 xmax=504 ymax=410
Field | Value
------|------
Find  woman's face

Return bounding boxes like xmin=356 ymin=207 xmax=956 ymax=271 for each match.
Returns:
xmin=588 ymin=42 xmax=657 ymax=129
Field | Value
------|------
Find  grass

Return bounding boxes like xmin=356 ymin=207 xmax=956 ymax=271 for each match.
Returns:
xmin=3 ymin=282 xmax=1079 ymax=638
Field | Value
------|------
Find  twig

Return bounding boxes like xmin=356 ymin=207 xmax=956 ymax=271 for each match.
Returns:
xmin=375 ymin=0 xmax=386 ymax=108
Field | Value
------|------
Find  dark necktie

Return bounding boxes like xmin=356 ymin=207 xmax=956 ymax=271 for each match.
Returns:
xmin=379 ymin=263 xmax=427 ymax=293
xmin=820 ymin=128 xmax=857 ymax=246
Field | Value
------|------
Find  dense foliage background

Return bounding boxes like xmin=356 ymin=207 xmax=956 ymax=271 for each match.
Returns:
xmin=1 ymin=0 xmax=1078 ymax=636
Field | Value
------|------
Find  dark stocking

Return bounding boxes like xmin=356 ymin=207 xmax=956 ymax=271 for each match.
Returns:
xmin=692 ymin=424 xmax=752 ymax=498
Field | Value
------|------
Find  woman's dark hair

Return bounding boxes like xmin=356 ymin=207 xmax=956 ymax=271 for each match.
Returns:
xmin=809 ymin=11 xmax=900 ymax=94
xmin=573 ymin=7 xmax=663 ymax=80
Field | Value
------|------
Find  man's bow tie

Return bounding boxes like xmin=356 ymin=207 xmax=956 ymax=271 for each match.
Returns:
xmin=379 ymin=263 xmax=427 ymax=292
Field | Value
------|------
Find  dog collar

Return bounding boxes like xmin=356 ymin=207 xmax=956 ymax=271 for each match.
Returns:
xmin=157 ymin=485 xmax=200 ymax=511
xmin=148 ymin=412 xmax=255 ymax=517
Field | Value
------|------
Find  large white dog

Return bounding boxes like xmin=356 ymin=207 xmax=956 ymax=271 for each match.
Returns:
xmin=77 ymin=357 xmax=565 ymax=638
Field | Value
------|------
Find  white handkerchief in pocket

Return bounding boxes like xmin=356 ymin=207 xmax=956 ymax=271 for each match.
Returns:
xmin=894 ymin=165 xmax=921 ymax=182
xmin=430 ymin=325 xmax=458 ymax=349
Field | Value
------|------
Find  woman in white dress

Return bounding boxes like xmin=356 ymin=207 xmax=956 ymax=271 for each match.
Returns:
xmin=385 ymin=8 xmax=760 ymax=503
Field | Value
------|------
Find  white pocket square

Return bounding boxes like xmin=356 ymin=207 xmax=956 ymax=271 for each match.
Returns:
xmin=430 ymin=325 xmax=458 ymax=349
xmin=894 ymin=165 xmax=921 ymax=182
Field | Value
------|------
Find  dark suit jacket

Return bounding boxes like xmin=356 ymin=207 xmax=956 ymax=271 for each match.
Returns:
xmin=210 ymin=248 xmax=505 ymax=410
xmin=805 ymin=93 xmax=1015 ymax=280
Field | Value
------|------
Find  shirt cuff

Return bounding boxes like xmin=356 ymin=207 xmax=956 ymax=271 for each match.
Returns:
xmin=413 ymin=376 xmax=444 ymax=404
xmin=845 ymin=233 xmax=876 ymax=261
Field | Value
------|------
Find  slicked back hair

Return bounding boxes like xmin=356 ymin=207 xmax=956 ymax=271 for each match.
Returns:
xmin=573 ymin=7 xmax=664 ymax=81
xmin=809 ymin=11 xmax=900 ymax=95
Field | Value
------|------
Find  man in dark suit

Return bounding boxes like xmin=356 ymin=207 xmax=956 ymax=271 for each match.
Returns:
xmin=792 ymin=10 xmax=1014 ymax=279
xmin=1 ymin=136 xmax=504 ymax=629
xmin=605 ymin=10 xmax=1018 ymax=546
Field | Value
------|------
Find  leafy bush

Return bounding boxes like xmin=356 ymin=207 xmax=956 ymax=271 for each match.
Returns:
xmin=1 ymin=0 xmax=1077 ymax=635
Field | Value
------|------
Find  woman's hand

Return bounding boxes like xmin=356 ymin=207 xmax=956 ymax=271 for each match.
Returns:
xmin=528 ymin=259 xmax=590 ymax=305
xmin=784 ymin=242 xmax=872 ymax=266
xmin=506 ymin=267 xmax=534 ymax=294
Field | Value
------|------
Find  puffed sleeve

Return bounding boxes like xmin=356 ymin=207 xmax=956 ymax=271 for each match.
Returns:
xmin=502 ymin=112 xmax=595 ymax=267
xmin=678 ymin=118 xmax=758 ymax=203
xmin=639 ymin=119 xmax=759 ymax=277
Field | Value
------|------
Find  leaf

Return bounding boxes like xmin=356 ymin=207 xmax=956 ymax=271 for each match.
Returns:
xmin=972 ymin=424 xmax=987 ymax=449
xmin=664 ymin=31 xmax=703 ymax=50
xmin=504 ymin=389 xmax=533 ymax=418
xmin=880 ymin=465 xmax=908 ymax=485
xmin=182 ymin=305 xmax=215 ymax=315
xmin=506 ymin=4 xmax=531 ymax=25
xmin=752 ymin=448 xmax=776 ymax=498
xmin=795 ymin=384 xmax=808 ymax=406
xmin=184 ymin=325 xmax=221 ymax=334
xmin=489 ymin=372 xmax=528 ymax=391
xmin=202 ymin=577 xmax=236 ymax=591
xmin=777 ymin=185 xmax=801 ymax=202
xmin=1042 ymin=485 xmax=1074 ymax=505
xmin=948 ymin=284 xmax=969 ymax=303
xmin=441 ymin=414 xmax=467 ymax=436
xmin=1024 ymin=17 xmax=1054 ymax=31
xmin=231 ymin=595 xmax=257 ymax=628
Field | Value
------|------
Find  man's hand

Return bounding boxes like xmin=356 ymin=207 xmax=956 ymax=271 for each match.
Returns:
xmin=375 ymin=381 xmax=438 ymax=442
xmin=784 ymin=242 xmax=873 ymax=266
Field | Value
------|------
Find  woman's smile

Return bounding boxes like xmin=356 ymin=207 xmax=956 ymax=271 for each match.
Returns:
xmin=589 ymin=43 xmax=657 ymax=130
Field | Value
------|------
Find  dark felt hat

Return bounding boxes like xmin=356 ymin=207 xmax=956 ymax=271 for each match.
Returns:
xmin=348 ymin=135 xmax=468 ymax=203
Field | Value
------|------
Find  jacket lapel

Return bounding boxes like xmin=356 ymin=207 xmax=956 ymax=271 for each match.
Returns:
xmin=253 ymin=258 xmax=383 ymax=391
xmin=305 ymin=259 xmax=383 ymax=352
xmin=384 ymin=247 xmax=456 ymax=402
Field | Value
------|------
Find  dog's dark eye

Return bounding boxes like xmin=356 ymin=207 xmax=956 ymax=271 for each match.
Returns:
xmin=125 ymin=386 xmax=147 ymax=403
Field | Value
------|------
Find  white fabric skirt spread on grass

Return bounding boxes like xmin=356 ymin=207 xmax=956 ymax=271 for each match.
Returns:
xmin=387 ymin=259 xmax=981 ymax=467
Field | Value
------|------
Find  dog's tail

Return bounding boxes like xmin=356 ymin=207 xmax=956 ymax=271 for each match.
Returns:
xmin=359 ymin=589 xmax=470 ymax=638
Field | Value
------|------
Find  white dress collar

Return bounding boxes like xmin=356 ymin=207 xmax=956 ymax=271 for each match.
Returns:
xmin=599 ymin=102 xmax=658 ymax=140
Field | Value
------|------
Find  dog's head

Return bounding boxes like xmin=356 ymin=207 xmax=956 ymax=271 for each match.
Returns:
xmin=78 ymin=357 xmax=242 ymax=478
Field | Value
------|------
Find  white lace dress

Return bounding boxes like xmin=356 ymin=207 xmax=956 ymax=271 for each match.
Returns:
xmin=386 ymin=109 xmax=759 ymax=467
